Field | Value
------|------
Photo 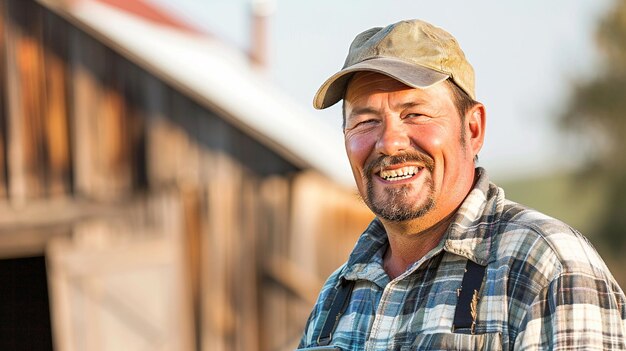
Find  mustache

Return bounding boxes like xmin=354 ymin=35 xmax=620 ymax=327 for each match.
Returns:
xmin=364 ymin=152 xmax=435 ymax=177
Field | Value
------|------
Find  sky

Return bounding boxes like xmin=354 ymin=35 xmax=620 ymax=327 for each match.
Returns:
xmin=147 ymin=0 xmax=614 ymax=181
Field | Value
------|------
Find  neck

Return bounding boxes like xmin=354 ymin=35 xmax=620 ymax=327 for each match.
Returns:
xmin=381 ymin=210 xmax=456 ymax=280
xmin=380 ymin=168 xmax=480 ymax=280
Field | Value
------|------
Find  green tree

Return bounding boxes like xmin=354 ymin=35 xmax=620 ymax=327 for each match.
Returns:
xmin=562 ymin=0 xmax=626 ymax=253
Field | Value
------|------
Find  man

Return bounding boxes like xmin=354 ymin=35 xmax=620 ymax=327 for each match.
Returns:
xmin=298 ymin=19 xmax=626 ymax=350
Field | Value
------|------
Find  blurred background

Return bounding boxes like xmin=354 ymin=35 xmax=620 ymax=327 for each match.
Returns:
xmin=0 ymin=0 xmax=625 ymax=350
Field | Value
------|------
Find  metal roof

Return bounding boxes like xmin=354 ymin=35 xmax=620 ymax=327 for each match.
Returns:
xmin=38 ymin=0 xmax=354 ymax=187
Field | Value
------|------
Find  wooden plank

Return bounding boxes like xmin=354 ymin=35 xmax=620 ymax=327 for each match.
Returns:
xmin=0 ymin=227 xmax=68 ymax=259
xmin=0 ymin=0 xmax=8 ymax=199
xmin=2 ymin=0 xmax=77 ymax=201
xmin=70 ymin=38 xmax=99 ymax=199
xmin=17 ymin=2 xmax=46 ymax=200
xmin=70 ymin=30 xmax=136 ymax=201
xmin=202 ymin=152 xmax=237 ymax=351
xmin=179 ymin=185 xmax=202 ymax=349
xmin=0 ymin=196 xmax=145 ymax=258
xmin=146 ymin=117 xmax=199 ymax=188
xmin=1 ymin=2 xmax=73 ymax=201
xmin=235 ymin=173 xmax=260 ymax=351
xmin=97 ymin=84 xmax=132 ymax=195
xmin=258 ymin=175 xmax=292 ymax=351
xmin=4 ymin=0 xmax=46 ymax=202
xmin=0 ymin=197 xmax=143 ymax=231
xmin=197 ymin=149 xmax=264 ymax=351
xmin=42 ymin=10 xmax=71 ymax=197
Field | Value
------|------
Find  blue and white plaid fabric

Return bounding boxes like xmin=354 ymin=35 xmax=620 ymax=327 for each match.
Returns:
xmin=299 ymin=168 xmax=626 ymax=350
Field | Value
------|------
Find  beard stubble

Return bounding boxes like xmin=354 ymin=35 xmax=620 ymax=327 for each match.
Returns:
xmin=362 ymin=153 xmax=436 ymax=222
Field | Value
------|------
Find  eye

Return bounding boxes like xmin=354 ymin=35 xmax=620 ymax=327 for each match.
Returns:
xmin=405 ymin=113 xmax=425 ymax=119
xmin=403 ymin=112 xmax=430 ymax=122
xmin=356 ymin=119 xmax=378 ymax=126
xmin=347 ymin=118 xmax=379 ymax=130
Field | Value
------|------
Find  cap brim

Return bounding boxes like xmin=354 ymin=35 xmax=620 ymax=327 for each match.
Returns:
xmin=313 ymin=57 xmax=450 ymax=109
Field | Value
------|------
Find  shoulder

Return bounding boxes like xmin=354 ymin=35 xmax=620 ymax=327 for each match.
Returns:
xmin=498 ymin=202 xmax=626 ymax=348
xmin=490 ymin=198 xmax=624 ymax=309
xmin=496 ymin=199 xmax=610 ymax=278
xmin=491 ymin=199 xmax=626 ymax=345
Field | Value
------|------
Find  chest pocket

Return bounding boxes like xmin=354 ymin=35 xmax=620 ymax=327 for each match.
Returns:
xmin=401 ymin=332 xmax=502 ymax=351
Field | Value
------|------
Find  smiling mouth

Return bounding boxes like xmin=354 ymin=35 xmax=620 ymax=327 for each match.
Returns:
xmin=378 ymin=166 xmax=421 ymax=182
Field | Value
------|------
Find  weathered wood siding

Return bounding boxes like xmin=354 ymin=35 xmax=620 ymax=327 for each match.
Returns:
xmin=0 ymin=1 xmax=374 ymax=350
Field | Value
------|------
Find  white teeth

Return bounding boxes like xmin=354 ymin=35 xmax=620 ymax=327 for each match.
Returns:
xmin=379 ymin=166 xmax=420 ymax=181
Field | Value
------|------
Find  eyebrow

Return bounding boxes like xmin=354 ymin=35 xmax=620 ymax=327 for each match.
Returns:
xmin=348 ymin=107 xmax=380 ymax=119
xmin=394 ymin=101 xmax=424 ymax=110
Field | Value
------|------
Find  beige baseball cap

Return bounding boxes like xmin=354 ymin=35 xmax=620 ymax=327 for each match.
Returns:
xmin=313 ymin=19 xmax=475 ymax=109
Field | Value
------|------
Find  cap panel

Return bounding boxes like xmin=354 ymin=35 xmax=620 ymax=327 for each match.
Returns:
xmin=313 ymin=19 xmax=476 ymax=110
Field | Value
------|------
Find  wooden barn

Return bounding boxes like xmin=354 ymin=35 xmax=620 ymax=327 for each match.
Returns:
xmin=0 ymin=0 xmax=373 ymax=350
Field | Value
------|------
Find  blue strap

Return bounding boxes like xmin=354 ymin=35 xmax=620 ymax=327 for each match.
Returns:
xmin=317 ymin=279 xmax=355 ymax=346
xmin=452 ymin=260 xmax=486 ymax=334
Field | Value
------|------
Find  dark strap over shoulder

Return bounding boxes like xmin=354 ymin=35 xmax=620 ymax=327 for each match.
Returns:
xmin=453 ymin=259 xmax=486 ymax=334
xmin=317 ymin=279 xmax=355 ymax=346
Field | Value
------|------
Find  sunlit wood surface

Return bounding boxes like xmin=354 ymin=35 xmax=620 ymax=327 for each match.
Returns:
xmin=0 ymin=1 xmax=373 ymax=350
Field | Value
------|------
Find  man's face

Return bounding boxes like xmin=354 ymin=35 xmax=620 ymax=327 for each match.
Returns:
xmin=343 ymin=72 xmax=479 ymax=225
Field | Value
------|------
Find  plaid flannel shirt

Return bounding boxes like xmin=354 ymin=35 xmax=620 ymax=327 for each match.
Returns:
xmin=299 ymin=168 xmax=626 ymax=350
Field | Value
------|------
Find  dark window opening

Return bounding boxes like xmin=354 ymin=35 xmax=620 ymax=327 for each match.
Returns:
xmin=0 ymin=256 xmax=53 ymax=351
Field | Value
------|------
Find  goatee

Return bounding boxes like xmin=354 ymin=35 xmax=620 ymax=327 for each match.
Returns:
xmin=362 ymin=153 xmax=435 ymax=222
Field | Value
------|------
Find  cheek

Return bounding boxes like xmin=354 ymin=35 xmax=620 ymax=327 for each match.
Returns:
xmin=415 ymin=126 xmax=446 ymax=154
xmin=345 ymin=136 xmax=373 ymax=196
xmin=429 ymin=135 xmax=444 ymax=149
xmin=345 ymin=134 xmax=375 ymax=168
xmin=427 ymin=124 xmax=459 ymax=152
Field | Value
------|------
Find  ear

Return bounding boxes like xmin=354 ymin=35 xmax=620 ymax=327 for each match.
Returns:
xmin=465 ymin=103 xmax=486 ymax=157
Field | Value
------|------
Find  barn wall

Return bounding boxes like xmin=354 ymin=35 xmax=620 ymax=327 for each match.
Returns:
xmin=0 ymin=1 xmax=374 ymax=350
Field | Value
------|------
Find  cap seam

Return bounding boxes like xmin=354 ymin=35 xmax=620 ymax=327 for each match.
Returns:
xmin=429 ymin=26 xmax=446 ymax=72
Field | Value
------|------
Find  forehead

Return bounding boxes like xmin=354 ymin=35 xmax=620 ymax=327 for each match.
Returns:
xmin=344 ymin=72 xmax=451 ymax=108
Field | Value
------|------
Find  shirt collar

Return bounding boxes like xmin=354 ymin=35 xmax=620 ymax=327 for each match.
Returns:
xmin=341 ymin=219 xmax=390 ymax=287
xmin=443 ymin=167 xmax=504 ymax=266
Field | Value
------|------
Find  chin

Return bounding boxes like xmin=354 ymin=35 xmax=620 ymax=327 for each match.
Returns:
xmin=374 ymin=200 xmax=435 ymax=222
xmin=367 ymin=188 xmax=435 ymax=222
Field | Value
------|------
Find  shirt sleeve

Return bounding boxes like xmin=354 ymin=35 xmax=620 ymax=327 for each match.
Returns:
xmin=514 ymin=270 xmax=626 ymax=350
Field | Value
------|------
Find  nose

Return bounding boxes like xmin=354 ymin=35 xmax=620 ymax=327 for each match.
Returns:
xmin=375 ymin=119 xmax=410 ymax=155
